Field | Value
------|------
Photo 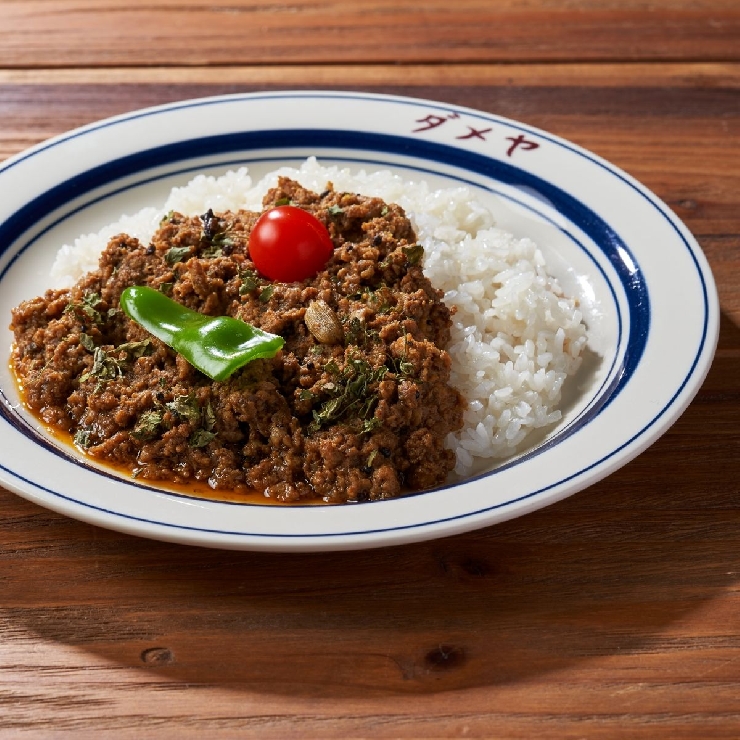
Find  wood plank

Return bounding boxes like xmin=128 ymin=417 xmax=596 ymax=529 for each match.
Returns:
xmin=0 ymin=1 xmax=739 ymax=67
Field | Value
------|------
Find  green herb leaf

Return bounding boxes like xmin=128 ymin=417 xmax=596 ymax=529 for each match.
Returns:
xmin=258 ymin=285 xmax=275 ymax=303
xmin=239 ymin=269 xmax=260 ymax=295
xmin=328 ymin=205 xmax=344 ymax=216
xmin=79 ymin=333 xmax=96 ymax=352
xmin=344 ymin=316 xmax=378 ymax=348
xmin=80 ymin=346 xmax=124 ymax=385
xmin=166 ymin=394 xmax=201 ymax=425
xmin=399 ymin=361 xmax=414 ymax=376
xmin=65 ymin=291 xmax=103 ymax=325
xmin=308 ymin=357 xmax=388 ymax=433
xmin=389 ymin=336 xmax=417 ymax=380
xmin=165 ymin=246 xmax=192 ymax=265
xmin=213 ymin=233 xmax=235 ymax=247
xmin=324 ymin=359 xmax=340 ymax=376
xmin=402 ymin=243 xmax=424 ymax=265
xmin=116 ymin=339 xmax=152 ymax=361
xmin=189 ymin=429 xmax=216 ymax=448
xmin=74 ymin=428 xmax=93 ymax=449
xmin=203 ymin=400 xmax=216 ymax=432
xmin=201 ymin=245 xmax=223 ymax=259
xmin=131 ymin=409 xmax=163 ymax=441
xmin=78 ymin=337 xmax=150 ymax=383
xmin=362 ymin=418 xmax=383 ymax=434
xmin=365 ymin=285 xmax=393 ymax=315
xmin=82 ymin=292 xmax=102 ymax=315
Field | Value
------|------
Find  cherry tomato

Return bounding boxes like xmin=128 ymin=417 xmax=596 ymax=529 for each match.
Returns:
xmin=248 ymin=205 xmax=334 ymax=282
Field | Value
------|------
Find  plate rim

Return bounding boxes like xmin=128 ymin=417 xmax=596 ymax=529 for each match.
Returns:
xmin=0 ymin=90 xmax=720 ymax=550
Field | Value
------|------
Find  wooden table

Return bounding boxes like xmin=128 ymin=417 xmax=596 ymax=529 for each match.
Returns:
xmin=1 ymin=2 xmax=739 ymax=737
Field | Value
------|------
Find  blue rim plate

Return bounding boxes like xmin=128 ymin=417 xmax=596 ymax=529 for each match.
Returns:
xmin=0 ymin=91 xmax=719 ymax=551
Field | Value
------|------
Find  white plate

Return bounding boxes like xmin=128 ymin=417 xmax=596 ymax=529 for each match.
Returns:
xmin=0 ymin=91 xmax=718 ymax=551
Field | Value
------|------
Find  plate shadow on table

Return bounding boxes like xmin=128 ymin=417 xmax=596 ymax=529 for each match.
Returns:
xmin=1 ymin=314 xmax=737 ymax=698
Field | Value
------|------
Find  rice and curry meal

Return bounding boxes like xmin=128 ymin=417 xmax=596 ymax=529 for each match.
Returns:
xmin=9 ymin=159 xmax=589 ymax=504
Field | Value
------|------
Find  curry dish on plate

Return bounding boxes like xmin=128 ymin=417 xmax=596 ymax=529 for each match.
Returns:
xmin=10 ymin=177 xmax=465 ymax=504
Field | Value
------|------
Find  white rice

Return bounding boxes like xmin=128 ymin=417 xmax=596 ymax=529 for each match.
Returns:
xmin=50 ymin=157 xmax=589 ymax=478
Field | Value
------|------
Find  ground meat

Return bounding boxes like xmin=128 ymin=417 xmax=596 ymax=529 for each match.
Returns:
xmin=10 ymin=178 xmax=465 ymax=503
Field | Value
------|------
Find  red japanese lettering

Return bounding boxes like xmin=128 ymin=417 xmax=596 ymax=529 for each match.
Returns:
xmin=505 ymin=134 xmax=540 ymax=157
xmin=456 ymin=126 xmax=493 ymax=142
xmin=412 ymin=112 xmax=460 ymax=133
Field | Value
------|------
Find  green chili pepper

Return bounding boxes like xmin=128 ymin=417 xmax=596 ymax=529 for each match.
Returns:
xmin=120 ymin=285 xmax=284 ymax=382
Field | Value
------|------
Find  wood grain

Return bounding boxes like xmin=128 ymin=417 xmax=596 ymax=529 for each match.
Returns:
xmin=1 ymin=1 xmax=739 ymax=67
xmin=1 ymin=4 xmax=740 ymax=735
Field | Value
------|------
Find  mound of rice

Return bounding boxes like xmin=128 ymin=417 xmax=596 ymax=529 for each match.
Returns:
xmin=51 ymin=157 xmax=589 ymax=478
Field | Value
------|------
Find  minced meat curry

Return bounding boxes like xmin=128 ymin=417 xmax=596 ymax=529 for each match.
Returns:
xmin=10 ymin=177 xmax=465 ymax=503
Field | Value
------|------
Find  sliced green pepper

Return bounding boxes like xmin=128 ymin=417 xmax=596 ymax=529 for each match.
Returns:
xmin=120 ymin=285 xmax=284 ymax=382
